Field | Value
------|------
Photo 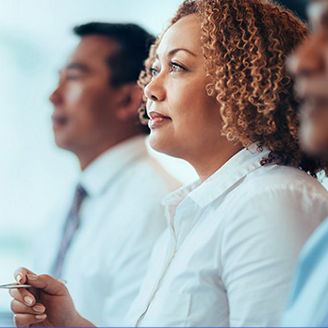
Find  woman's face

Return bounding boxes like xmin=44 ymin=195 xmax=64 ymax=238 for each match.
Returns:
xmin=144 ymin=14 xmax=223 ymax=162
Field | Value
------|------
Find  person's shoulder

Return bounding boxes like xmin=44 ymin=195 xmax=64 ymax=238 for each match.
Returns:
xmin=128 ymin=154 xmax=181 ymax=192
xmin=222 ymin=164 xmax=328 ymax=228
xmin=282 ymin=217 xmax=328 ymax=327
xmin=301 ymin=217 xmax=328 ymax=261
xmin=242 ymin=164 xmax=328 ymax=199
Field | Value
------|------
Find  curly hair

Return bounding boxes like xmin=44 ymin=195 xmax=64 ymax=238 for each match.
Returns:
xmin=139 ymin=0 xmax=328 ymax=177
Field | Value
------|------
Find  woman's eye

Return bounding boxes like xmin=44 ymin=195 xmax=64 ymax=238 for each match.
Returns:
xmin=170 ymin=62 xmax=186 ymax=73
xmin=150 ymin=67 xmax=159 ymax=77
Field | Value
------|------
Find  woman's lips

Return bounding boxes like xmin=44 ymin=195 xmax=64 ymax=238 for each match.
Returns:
xmin=148 ymin=111 xmax=171 ymax=129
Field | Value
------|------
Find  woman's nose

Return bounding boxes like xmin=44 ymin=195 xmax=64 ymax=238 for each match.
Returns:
xmin=144 ymin=76 xmax=166 ymax=102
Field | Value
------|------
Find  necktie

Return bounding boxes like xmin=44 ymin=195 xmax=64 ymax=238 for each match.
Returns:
xmin=51 ymin=184 xmax=88 ymax=279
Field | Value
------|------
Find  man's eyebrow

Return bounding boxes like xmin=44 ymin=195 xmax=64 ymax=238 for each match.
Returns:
xmin=155 ymin=47 xmax=197 ymax=60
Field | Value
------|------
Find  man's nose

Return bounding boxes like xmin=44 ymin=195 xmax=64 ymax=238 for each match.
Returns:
xmin=288 ymin=34 xmax=325 ymax=77
xmin=49 ymin=86 xmax=62 ymax=105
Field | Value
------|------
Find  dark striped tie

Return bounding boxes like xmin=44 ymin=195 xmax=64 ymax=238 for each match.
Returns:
xmin=51 ymin=184 xmax=88 ymax=279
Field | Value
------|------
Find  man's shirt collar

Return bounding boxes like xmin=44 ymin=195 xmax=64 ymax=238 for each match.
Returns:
xmin=79 ymin=136 xmax=147 ymax=197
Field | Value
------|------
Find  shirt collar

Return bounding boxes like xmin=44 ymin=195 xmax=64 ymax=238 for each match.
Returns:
xmin=163 ymin=144 xmax=270 ymax=211
xmin=79 ymin=136 xmax=148 ymax=197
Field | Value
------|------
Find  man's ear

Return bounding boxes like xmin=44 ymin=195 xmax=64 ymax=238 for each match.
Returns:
xmin=115 ymin=83 xmax=143 ymax=121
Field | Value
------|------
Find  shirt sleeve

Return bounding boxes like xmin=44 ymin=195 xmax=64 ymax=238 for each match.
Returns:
xmin=220 ymin=186 xmax=328 ymax=327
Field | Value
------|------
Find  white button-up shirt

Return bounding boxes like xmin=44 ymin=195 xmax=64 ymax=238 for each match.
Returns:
xmin=126 ymin=146 xmax=328 ymax=327
xmin=35 ymin=136 xmax=179 ymax=327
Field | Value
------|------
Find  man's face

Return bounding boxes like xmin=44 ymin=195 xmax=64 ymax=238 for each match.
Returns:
xmin=49 ymin=35 xmax=123 ymax=154
xmin=288 ymin=0 xmax=328 ymax=157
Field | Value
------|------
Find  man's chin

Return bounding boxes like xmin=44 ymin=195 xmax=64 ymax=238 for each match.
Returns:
xmin=53 ymin=135 xmax=72 ymax=152
xmin=301 ymin=135 xmax=328 ymax=160
xmin=300 ymin=109 xmax=328 ymax=158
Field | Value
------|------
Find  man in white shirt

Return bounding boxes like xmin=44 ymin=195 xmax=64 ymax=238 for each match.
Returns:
xmin=282 ymin=0 xmax=328 ymax=326
xmin=34 ymin=22 xmax=179 ymax=327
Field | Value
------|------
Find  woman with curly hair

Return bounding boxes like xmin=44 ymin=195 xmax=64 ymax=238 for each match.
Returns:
xmin=8 ymin=0 xmax=328 ymax=327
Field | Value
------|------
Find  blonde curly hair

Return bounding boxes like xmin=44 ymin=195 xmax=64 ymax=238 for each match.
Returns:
xmin=139 ymin=0 xmax=328 ymax=177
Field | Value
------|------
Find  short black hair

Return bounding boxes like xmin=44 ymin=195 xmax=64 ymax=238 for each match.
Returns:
xmin=73 ymin=22 xmax=155 ymax=87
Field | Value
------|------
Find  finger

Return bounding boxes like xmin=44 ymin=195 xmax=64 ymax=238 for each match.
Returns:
xmin=13 ymin=313 xmax=47 ymax=327
xmin=11 ymin=300 xmax=45 ymax=315
xmin=23 ymin=274 xmax=68 ymax=296
xmin=14 ymin=267 xmax=37 ymax=284
xmin=9 ymin=288 xmax=36 ymax=307
xmin=12 ymin=271 xmax=67 ymax=296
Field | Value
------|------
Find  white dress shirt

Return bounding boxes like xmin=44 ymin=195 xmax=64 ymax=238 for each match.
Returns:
xmin=35 ymin=136 xmax=179 ymax=327
xmin=126 ymin=146 xmax=328 ymax=327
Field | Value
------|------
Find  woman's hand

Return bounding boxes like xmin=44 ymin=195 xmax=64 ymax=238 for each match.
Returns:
xmin=9 ymin=267 xmax=94 ymax=327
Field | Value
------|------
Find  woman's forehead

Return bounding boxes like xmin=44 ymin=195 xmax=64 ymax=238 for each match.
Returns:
xmin=156 ymin=14 xmax=202 ymax=58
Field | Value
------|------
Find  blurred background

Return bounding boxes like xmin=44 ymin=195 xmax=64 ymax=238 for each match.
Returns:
xmin=0 ymin=0 xmax=311 ymax=326
xmin=0 ymin=0 xmax=199 ymax=324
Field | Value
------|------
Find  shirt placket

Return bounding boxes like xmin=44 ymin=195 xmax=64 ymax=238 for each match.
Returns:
xmin=135 ymin=225 xmax=177 ymax=326
xmin=135 ymin=199 xmax=197 ymax=326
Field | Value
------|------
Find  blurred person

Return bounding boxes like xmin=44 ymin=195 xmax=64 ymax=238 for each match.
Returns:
xmin=32 ymin=22 xmax=179 ymax=327
xmin=282 ymin=0 xmax=328 ymax=326
xmin=8 ymin=1 xmax=328 ymax=327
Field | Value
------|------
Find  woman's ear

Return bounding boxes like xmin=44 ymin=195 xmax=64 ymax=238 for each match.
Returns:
xmin=115 ymin=83 xmax=143 ymax=121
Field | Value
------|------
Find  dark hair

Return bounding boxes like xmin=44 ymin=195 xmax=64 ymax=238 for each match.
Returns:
xmin=276 ymin=0 xmax=308 ymax=23
xmin=73 ymin=22 xmax=155 ymax=87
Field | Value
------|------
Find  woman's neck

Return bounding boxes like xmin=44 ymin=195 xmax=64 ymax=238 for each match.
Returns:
xmin=189 ymin=141 xmax=243 ymax=183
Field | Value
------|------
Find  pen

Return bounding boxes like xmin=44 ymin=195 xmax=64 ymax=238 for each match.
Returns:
xmin=0 ymin=283 xmax=32 ymax=289
xmin=0 ymin=280 xmax=67 ymax=289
